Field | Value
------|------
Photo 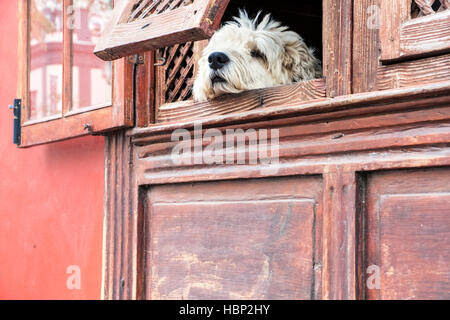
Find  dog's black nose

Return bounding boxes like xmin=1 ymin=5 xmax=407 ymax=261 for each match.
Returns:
xmin=208 ymin=52 xmax=229 ymax=70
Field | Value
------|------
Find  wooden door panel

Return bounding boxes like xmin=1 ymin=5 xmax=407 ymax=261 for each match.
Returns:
xmin=365 ymin=168 xmax=450 ymax=300
xmin=143 ymin=176 xmax=323 ymax=300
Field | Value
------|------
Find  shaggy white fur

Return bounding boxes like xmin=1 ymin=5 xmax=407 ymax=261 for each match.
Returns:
xmin=193 ymin=10 xmax=322 ymax=101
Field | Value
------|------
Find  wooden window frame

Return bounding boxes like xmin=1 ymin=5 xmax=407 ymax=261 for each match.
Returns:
xmin=133 ymin=0 xmax=352 ymax=125
xmin=380 ymin=0 xmax=450 ymax=63
xmin=17 ymin=0 xmax=133 ymax=148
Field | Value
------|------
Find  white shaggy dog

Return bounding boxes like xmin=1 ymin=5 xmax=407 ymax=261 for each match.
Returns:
xmin=193 ymin=10 xmax=322 ymax=101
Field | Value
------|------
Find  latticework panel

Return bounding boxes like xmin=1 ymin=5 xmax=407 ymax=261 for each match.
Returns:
xmin=152 ymin=0 xmax=201 ymax=105
xmin=158 ymin=42 xmax=196 ymax=103
xmin=127 ymin=0 xmax=194 ymax=22
xmin=411 ymin=0 xmax=450 ymax=18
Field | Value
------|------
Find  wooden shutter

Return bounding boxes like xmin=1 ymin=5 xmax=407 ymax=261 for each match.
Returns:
xmin=17 ymin=0 xmax=133 ymax=148
xmin=380 ymin=0 xmax=450 ymax=63
xmin=94 ymin=0 xmax=230 ymax=61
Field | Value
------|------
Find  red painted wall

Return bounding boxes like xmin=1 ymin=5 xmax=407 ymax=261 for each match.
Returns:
xmin=0 ymin=0 xmax=104 ymax=300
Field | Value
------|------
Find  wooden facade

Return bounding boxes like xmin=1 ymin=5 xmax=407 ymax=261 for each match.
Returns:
xmin=98 ymin=0 xmax=450 ymax=299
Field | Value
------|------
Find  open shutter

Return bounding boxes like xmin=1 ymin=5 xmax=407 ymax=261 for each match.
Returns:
xmin=17 ymin=0 xmax=133 ymax=148
xmin=380 ymin=0 xmax=450 ymax=63
xmin=94 ymin=0 xmax=230 ymax=61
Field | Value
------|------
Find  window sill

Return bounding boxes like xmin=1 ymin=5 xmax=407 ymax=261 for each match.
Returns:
xmin=156 ymin=79 xmax=327 ymax=123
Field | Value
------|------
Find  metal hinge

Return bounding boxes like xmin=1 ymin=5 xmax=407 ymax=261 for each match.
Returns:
xmin=8 ymin=99 xmax=21 ymax=146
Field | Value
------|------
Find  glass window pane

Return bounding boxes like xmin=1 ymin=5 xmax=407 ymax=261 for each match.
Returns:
xmin=30 ymin=0 xmax=63 ymax=121
xmin=71 ymin=0 xmax=113 ymax=111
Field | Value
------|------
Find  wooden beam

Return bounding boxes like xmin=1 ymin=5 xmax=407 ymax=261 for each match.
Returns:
xmin=157 ymin=79 xmax=327 ymax=123
xmin=323 ymin=0 xmax=353 ymax=97
xmin=322 ymin=169 xmax=357 ymax=299
xmin=131 ymin=81 xmax=450 ymax=138
xmin=378 ymin=53 xmax=450 ymax=90
xmin=352 ymin=0 xmax=381 ymax=93
xmin=380 ymin=0 xmax=411 ymax=62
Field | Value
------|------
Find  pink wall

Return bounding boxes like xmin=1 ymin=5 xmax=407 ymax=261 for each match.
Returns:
xmin=0 ymin=0 xmax=104 ymax=299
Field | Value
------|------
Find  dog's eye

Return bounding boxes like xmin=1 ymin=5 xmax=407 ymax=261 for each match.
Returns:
xmin=250 ymin=49 xmax=265 ymax=60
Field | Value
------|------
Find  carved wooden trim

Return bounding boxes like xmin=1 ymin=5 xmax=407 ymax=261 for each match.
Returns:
xmin=103 ymin=131 xmax=137 ymax=300
xmin=381 ymin=0 xmax=450 ymax=63
xmin=95 ymin=0 xmax=230 ymax=61
xmin=354 ymin=1 xmax=450 ymax=92
xmin=322 ymin=170 xmax=358 ymax=299
xmin=377 ymin=53 xmax=450 ymax=90
xmin=131 ymin=81 xmax=450 ymax=139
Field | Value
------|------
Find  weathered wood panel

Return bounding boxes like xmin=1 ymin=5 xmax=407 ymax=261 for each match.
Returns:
xmin=400 ymin=10 xmax=450 ymax=59
xmin=323 ymin=0 xmax=353 ymax=97
xmin=380 ymin=0 xmax=450 ymax=62
xmin=365 ymin=168 xmax=450 ymax=300
xmin=380 ymin=0 xmax=410 ymax=62
xmin=143 ymin=176 xmax=323 ymax=299
xmin=103 ymin=131 xmax=138 ymax=300
xmin=157 ymin=79 xmax=327 ymax=123
xmin=95 ymin=0 xmax=230 ymax=61
xmin=352 ymin=0 xmax=380 ymax=93
xmin=377 ymin=54 xmax=450 ymax=90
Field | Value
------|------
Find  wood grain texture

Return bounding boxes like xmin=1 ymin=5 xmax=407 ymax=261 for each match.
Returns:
xmin=365 ymin=168 xmax=450 ymax=299
xmin=380 ymin=0 xmax=411 ymax=62
xmin=144 ymin=177 xmax=323 ymax=299
xmin=323 ymin=0 xmax=353 ymax=97
xmin=103 ymin=131 xmax=140 ymax=300
xmin=377 ymin=54 xmax=450 ymax=90
xmin=381 ymin=0 xmax=450 ymax=62
xmin=352 ymin=0 xmax=381 ymax=93
xmin=101 ymin=0 xmax=450 ymax=300
xmin=94 ymin=0 xmax=230 ymax=61
xmin=135 ymin=52 xmax=154 ymax=127
xmin=132 ymin=81 xmax=450 ymax=139
xmin=104 ymin=90 xmax=450 ymax=299
xmin=322 ymin=170 xmax=357 ymax=299
xmin=134 ymin=108 xmax=450 ymax=186
xmin=156 ymin=79 xmax=327 ymax=123
xmin=400 ymin=10 xmax=450 ymax=59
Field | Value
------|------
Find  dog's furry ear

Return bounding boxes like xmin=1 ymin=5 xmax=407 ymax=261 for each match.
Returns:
xmin=281 ymin=31 xmax=322 ymax=81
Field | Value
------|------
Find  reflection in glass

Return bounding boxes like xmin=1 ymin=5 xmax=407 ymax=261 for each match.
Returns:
xmin=30 ymin=0 xmax=63 ymax=120
xmin=72 ymin=0 xmax=113 ymax=110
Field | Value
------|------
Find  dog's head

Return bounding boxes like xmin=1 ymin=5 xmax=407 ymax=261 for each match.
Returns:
xmin=192 ymin=10 xmax=321 ymax=101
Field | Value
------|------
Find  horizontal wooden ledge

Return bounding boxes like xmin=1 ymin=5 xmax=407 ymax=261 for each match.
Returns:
xmin=130 ymin=81 xmax=450 ymax=139
xmin=135 ymin=147 xmax=450 ymax=186
xmin=377 ymin=54 xmax=450 ymax=90
xmin=157 ymin=79 xmax=327 ymax=123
